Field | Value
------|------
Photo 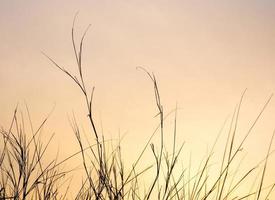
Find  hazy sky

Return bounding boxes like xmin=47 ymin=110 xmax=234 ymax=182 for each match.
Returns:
xmin=1 ymin=0 xmax=275 ymax=197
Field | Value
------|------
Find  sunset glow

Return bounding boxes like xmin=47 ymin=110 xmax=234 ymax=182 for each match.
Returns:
xmin=1 ymin=0 xmax=275 ymax=199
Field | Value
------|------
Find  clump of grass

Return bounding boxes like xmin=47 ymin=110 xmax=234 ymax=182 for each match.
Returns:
xmin=1 ymin=13 xmax=274 ymax=199
xmin=0 ymin=106 xmax=69 ymax=200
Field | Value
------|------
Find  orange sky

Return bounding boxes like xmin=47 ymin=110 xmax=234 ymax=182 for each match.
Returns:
xmin=1 ymin=0 xmax=275 ymax=198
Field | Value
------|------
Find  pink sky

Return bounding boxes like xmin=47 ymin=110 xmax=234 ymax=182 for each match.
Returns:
xmin=1 ymin=0 xmax=275 ymax=198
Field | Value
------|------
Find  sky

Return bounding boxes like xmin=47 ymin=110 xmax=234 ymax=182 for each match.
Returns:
xmin=1 ymin=0 xmax=275 ymax=198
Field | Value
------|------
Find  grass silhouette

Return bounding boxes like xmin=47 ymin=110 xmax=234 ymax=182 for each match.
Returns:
xmin=0 ymin=14 xmax=274 ymax=199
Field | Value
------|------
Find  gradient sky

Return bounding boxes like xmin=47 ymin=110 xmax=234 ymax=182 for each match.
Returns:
xmin=1 ymin=0 xmax=275 ymax=197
